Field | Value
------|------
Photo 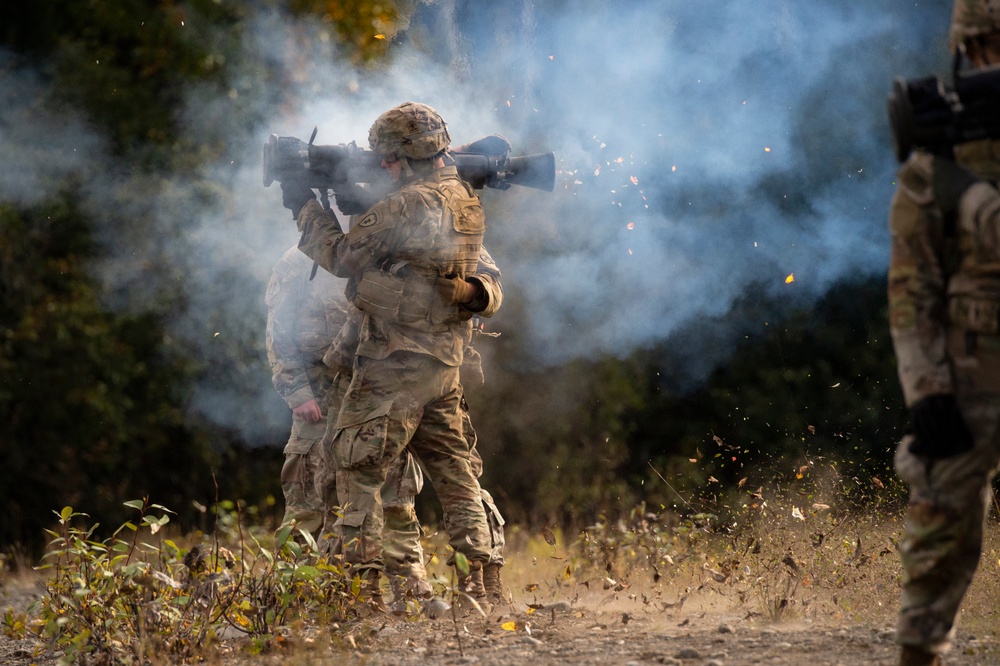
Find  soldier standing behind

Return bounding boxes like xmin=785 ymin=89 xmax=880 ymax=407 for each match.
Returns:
xmin=280 ymin=101 xmax=500 ymax=602
xmin=265 ymin=244 xmax=346 ymax=535
xmin=268 ymin=242 xmax=442 ymax=612
xmin=889 ymin=2 xmax=1000 ymax=664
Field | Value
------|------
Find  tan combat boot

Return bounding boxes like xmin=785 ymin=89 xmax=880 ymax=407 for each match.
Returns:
xmin=899 ymin=645 xmax=942 ymax=666
xmin=388 ymin=574 xmax=449 ymax=617
xmin=455 ymin=560 xmax=493 ymax=615
xmin=458 ymin=561 xmax=486 ymax=597
xmin=483 ymin=562 xmax=504 ymax=603
xmin=356 ymin=569 xmax=387 ymax=616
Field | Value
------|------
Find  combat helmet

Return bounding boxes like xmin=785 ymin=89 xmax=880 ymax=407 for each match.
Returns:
xmin=950 ymin=0 xmax=1000 ymax=52
xmin=368 ymin=102 xmax=451 ymax=161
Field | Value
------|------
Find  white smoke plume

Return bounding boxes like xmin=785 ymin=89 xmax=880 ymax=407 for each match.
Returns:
xmin=0 ymin=1 xmax=953 ymax=441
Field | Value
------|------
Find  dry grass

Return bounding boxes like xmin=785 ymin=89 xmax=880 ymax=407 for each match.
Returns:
xmin=4 ymin=488 xmax=1000 ymax=664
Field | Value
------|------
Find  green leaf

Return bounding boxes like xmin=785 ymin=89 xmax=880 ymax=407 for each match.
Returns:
xmin=294 ymin=565 xmax=319 ymax=581
xmin=274 ymin=523 xmax=293 ymax=550
xmin=59 ymin=507 xmax=74 ymax=523
xmin=123 ymin=499 xmax=145 ymax=511
xmin=162 ymin=539 xmax=181 ymax=558
xmin=454 ymin=551 xmax=470 ymax=576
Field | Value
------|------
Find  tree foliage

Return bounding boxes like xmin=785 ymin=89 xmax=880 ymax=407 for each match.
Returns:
xmin=0 ymin=0 xmax=912 ymax=554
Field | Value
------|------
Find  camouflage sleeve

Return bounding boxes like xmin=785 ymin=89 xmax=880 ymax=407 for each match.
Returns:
xmin=465 ymin=246 xmax=503 ymax=318
xmin=265 ymin=253 xmax=316 ymax=409
xmin=297 ymin=196 xmax=403 ymax=278
xmin=887 ymin=152 xmax=953 ymax=406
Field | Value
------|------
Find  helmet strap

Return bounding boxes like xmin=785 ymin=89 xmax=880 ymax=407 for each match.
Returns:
xmin=399 ymin=157 xmax=415 ymax=179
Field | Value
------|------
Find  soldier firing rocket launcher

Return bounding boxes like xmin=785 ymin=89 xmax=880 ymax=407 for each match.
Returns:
xmin=888 ymin=60 xmax=1000 ymax=162
xmin=262 ymin=130 xmax=556 ymax=195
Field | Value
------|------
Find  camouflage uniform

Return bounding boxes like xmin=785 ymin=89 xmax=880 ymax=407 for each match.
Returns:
xmin=890 ymin=4 xmax=1000 ymax=661
xmin=295 ymin=104 xmax=499 ymax=577
xmin=266 ymin=246 xmax=347 ymax=534
xmin=267 ymin=246 xmax=427 ymax=587
xmin=318 ymin=331 xmax=430 ymax=588
xmin=889 ymin=25 xmax=1000 ymax=657
xmin=461 ymin=354 xmax=507 ymax=569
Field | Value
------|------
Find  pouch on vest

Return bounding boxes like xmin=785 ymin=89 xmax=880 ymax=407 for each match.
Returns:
xmin=451 ymin=196 xmax=486 ymax=234
xmin=354 ymin=270 xmax=405 ymax=319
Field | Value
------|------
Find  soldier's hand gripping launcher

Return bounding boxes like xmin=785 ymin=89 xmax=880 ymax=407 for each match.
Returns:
xmin=262 ymin=131 xmax=556 ymax=192
xmin=888 ymin=61 xmax=1000 ymax=162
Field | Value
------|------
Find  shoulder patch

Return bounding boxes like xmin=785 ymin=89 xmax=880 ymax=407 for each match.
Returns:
xmin=478 ymin=249 xmax=497 ymax=267
xmin=357 ymin=211 xmax=380 ymax=228
xmin=272 ymin=258 xmax=294 ymax=278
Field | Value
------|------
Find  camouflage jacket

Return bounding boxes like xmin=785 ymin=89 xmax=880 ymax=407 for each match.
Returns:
xmin=888 ymin=139 xmax=1000 ymax=406
xmin=265 ymin=245 xmax=348 ymax=409
xmin=297 ymin=166 xmax=492 ymax=367
xmin=321 ymin=246 xmax=503 ymax=378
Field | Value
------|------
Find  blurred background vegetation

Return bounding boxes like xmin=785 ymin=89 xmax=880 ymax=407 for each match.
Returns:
xmin=0 ymin=0 xmax=911 ymax=557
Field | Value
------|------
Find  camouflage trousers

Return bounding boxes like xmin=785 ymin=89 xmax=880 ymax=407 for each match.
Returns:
xmin=894 ymin=330 xmax=1000 ymax=654
xmin=279 ymin=414 xmax=326 ymax=536
xmin=315 ymin=372 xmax=428 ymax=579
xmin=462 ymin=397 xmax=506 ymax=566
xmin=333 ymin=351 xmax=491 ymax=571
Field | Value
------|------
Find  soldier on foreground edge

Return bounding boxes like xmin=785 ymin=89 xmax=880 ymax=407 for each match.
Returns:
xmin=889 ymin=2 xmax=1000 ymax=664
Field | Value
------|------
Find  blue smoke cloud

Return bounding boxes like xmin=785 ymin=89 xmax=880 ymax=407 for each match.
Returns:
xmin=0 ymin=1 xmax=954 ymax=439
xmin=363 ymin=1 xmax=951 ymax=369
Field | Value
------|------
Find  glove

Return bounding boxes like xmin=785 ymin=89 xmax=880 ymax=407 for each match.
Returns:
xmin=435 ymin=275 xmax=480 ymax=305
xmin=280 ymin=180 xmax=316 ymax=219
xmin=334 ymin=184 xmax=379 ymax=216
xmin=908 ymin=394 xmax=975 ymax=459
xmin=932 ymin=157 xmax=979 ymax=220
xmin=451 ymin=134 xmax=511 ymax=157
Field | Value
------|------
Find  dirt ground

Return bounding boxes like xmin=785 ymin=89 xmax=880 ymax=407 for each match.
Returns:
xmin=3 ymin=567 xmax=997 ymax=666
xmin=2 ymin=516 xmax=998 ymax=666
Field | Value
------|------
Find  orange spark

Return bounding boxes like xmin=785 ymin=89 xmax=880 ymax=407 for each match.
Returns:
xmin=629 ymin=175 xmax=639 ymax=185
xmin=626 ymin=222 xmax=635 ymax=230
xmin=785 ymin=273 xmax=795 ymax=284
xmin=764 ymin=146 xmax=772 ymax=153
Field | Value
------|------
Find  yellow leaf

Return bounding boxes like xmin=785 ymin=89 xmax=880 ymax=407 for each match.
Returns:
xmin=501 ymin=621 xmax=517 ymax=631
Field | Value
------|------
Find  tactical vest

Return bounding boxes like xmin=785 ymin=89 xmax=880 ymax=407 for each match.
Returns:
xmin=947 ymin=139 xmax=1000 ymax=335
xmin=352 ymin=169 xmax=485 ymax=326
